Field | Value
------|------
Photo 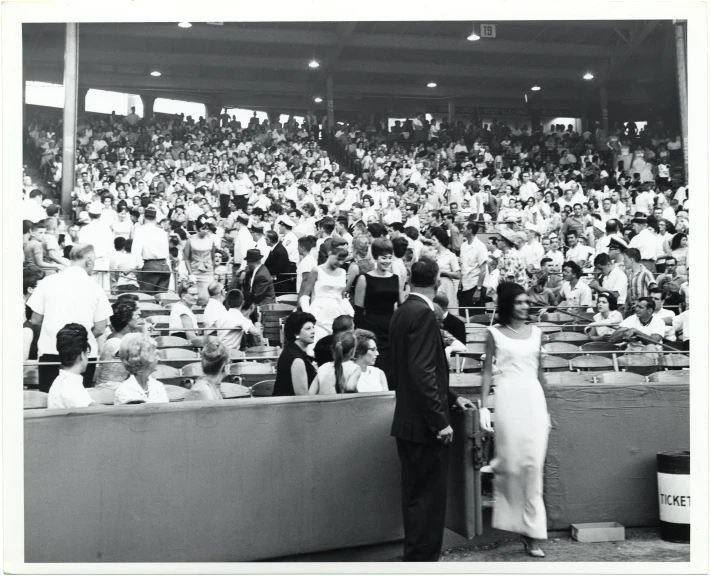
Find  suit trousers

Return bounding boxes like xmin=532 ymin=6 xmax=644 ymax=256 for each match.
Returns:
xmin=219 ymin=194 xmax=231 ymax=218
xmin=138 ymin=260 xmax=171 ymax=294
xmin=38 ymin=354 xmax=97 ymax=393
xmin=396 ymin=438 xmax=450 ymax=562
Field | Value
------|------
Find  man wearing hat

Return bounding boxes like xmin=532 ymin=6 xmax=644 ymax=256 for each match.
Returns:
xmin=249 ymin=222 xmax=270 ymax=260
xmin=232 ymin=213 xmax=255 ymax=266
xmin=277 ymin=215 xmax=300 ymax=265
xmin=131 ymin=206 xmax=171 ymax=294
xmin=242 ymin=249 xmax=275 ymax=309
xmin=78 ymin=202 xmax=113 ymax=290
xmin=607 ymin=236 xmax=629 ymax=269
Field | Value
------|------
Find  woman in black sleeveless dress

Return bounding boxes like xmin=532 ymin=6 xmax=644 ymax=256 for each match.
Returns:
xmin=353 ymin=239 xmax=402 ymax=387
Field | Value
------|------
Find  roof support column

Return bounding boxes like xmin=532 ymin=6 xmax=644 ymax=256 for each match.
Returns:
xmin=448 ymin=100 xmax=455 ymax=125
xmin=326 ymin=74 xmax=335 ymax=132
xmin=60 ymin=23 xmax=79 ymax=218
xmin=599 ymin=85 xmax=609 ymax=134
xmin=141 ymin=94 xmax=155 ymax=122
xmin=674 ymin=20 xmax=689 ymax=180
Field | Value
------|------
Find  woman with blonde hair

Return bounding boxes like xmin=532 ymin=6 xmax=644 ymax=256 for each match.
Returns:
xmin=309 ymin=331 xmax=360 ymax=395
xmin=183 ymin=339 xmax=229 ymax=401
xmin=113 ymin=334 xmax=169 ymax=405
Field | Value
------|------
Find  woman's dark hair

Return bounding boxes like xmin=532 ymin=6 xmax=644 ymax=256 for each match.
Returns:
xmin=353 ymin=329 xmax=377 ymax=360
xmin=328 ymin=237 xmax=349 ymax=256
xmin=371 ymin=238 xmax=394 ymax=259
xmin=56 ymin=323 xmax=90 ymax=368
xmin=392 ymin=236 xmax=409 ymax=258
xmin=496 ymin=282 xmax=526 ymax=326
xmin=429 ymin=226 xmax=449 ymax=248
xmin=597 ymin=291 xmax=618 ymax=311
xmin=110 ymin=299 xmax=138 ymax=332
xmin=670 ymin=232 xmax=687 ymax=251
xmin=332 ymin=330 xmax=357 ymax=394
xmin=284 ymin=311 xmax=316 ymax=342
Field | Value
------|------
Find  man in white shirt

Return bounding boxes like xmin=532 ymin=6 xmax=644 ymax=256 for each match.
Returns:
xmin=649 ymin=288 xmax=677 ymax=342
xmin=47 ymin=323 xmax=96 ymax=409
xmin=520 ymin=227 xmax=544 ymax=273
xmin=518 ymin=173 xmax=539 ymax=203
xmin=203 ymin=281 xmax=229 ymax=335
xmin=27 ymin=244 xmax=113 ymax=392
xmin=557 ymin=260 xmax=593 ymax=308
xmin=609 ymin=297 xmax=666 ymax=355
xmin=628 ymin=216 xmax=658 ymax=270
xmin=23 ymin=189 xmax=48 ymax=223
xmin=458 ymin=222 xmax=489 ymax=308
xmin=131 ymin=206 xmax=171 ymax=294
xmin=587 ymin=252 xmax=628 ymax=307
xmin=78 ymin=202 xmax=114 ymax=290
xmin=404 ymin=203 xmax=421 ymax=230
xmin=277 ymin=216 xmax=300 ymax=265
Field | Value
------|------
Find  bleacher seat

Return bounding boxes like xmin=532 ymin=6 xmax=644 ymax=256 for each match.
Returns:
xmin=570 ymin=354 xmax=615 ymax=372
xmin=544 ymin=372 xmax=595 ymax=385
xmin=539 ymin=312 xmax=576 ymax=324
xmin=617 ymin=355 xmax=658 ymax=376
xmin=581 ymin=341 xmax=621 ymax=358
xmin=467 ymin=313 xmax=494 ymax=325
xmin=146 ymin=316 xmax=170 ymax=329
xmin=164 ymin=384 xmax=188 ymax=402
xmin=659 ymin=353 xmax=690 ymax=370
xmin=88 ymin=387 xmax=116 ymax=405
xmin=24 ymin=390 xmax=48 ymax=409
xmin=155 ymin=292 xmax=180 ymax=304
xmin=250 ymin=379 xmax=276 ymax=397
xmin=542 ymin=342 xmax=581 ymax=357
xmin=157 ymin=348 xmax=199 ymax=369
xmin=535 ymin=322 xmax=562 ymax=334
xmin=139 ymin=303 xmax=169 ymax=315
xmin=155 ymin=336 xmax=192 ymax=350
xmin=648 ymin=370 xmax=689 ymax=383
xmin=229 ymin=362 xmax=274 ymax=387
xmin=181 ymin=362 xmax=203 ymax=379
xmin=547 ymin=332 xmax=589 ymax=344
xmin=541 ymin=356 xmax=570 ymax=372
xmin=275 ymin=294 xmax=298 ymax=306
xmin=595 ymin=371 xmax=646 ymax=384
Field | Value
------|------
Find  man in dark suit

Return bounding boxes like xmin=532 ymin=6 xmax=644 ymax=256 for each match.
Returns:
xmin=263 ymin=230 xmax=296 ymax=292
xmin=242 ymin=249 xmax=275 ymax=308
xmin=433 ymin=292 xmax=467 ymax=346
xmin=389 ymin=258 xmax=474 ymax=562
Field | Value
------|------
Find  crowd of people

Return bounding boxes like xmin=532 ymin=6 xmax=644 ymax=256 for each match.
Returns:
xmin=21 ymin=103 xmax=691 ymax=561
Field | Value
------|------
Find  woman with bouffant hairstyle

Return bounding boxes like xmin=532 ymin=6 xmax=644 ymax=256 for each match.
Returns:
xmin=113 ymin=334 xmax=169 ymax=405
xmin=183 ymin=339 xmax=230 ymax=401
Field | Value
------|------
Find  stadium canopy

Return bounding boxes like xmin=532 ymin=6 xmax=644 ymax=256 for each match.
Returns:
xmin=23 ymin=21 xmax=679 ymax=119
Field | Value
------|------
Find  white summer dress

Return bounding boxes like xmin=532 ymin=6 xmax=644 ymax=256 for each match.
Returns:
xmin=310 ymin=266 xmax=355 ymax=342
xmin=488 ymin=324 xmax=550 ymax=540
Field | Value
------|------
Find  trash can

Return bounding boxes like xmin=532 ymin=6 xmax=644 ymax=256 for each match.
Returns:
xmin=657 ymin=451 xmax=690 ymax=543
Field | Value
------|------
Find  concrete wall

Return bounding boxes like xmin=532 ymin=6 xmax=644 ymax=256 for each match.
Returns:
xmin=24 ymin=381 xmax=690 ymax=562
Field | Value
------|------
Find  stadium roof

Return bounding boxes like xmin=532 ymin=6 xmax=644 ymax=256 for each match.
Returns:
xmin=24 ymin=20 xmax=679 ymax=115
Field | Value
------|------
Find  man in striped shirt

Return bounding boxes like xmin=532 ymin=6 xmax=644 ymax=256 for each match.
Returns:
xmin=624 ymin=248 xmax=656 ymax=309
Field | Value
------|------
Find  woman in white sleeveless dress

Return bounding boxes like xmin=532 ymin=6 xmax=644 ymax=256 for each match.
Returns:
xmin=299 ymin=238 xmax=354 ymax=342
xmin=480 ymin=282 xmax=550 ymax=558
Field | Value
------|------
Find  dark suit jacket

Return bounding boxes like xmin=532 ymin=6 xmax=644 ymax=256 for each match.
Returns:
xmin=245 ymin=265 xmax=275 ymax=307
xmin=264 ymin=242 xmax=294 ymax=277
xmin=389 ymin=295 xmax=458 ymax=445
xmin=443 ymin=313 xmax=467 ymax=346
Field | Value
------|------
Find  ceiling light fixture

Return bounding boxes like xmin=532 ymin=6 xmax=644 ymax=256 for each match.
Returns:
xmin=427 ymin=82 xmax=437 ymax=88
xmin=309 ymin=59 xmax=320 ymax=69
xmin=150 ymin=71 xmax=162 ymax=77
xmin=467 ymin=24 xmax=481 ymax=41
xmin=178 ymin=22 xmax=192 ymax=28
xmin=531 ymin=85 xmax=541 ymax=91
xmin=583 ymin=72 xmax=594 ymax=80
xmin=525 ymin=93 xmax=528 ymax=103
xmin=314 ymin=97 xmax=323 ymax=103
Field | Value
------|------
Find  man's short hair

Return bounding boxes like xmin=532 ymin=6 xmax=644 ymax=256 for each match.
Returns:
xmin=29 ymin=189 xmax=43 ymax=199
xmin=563 ymin=260 xmax=583 ymax=278
xmin=392 ymin=236 xmax=409 ymax=258
xmin=319 ymin=217 xmax=335 ymax=235
xmin=410 ymin=257 xmax=439 ymax=288
xmin=405 ymin=203 xmax=419 ymax=214
xmin=367 ymin=223 xmax=387 ymax=239
xmin=626 ymin=248 xmax=642 ymax=263
xmin=594 ymin=253 xmax=612 ymax=267
xmin=69 ymin=243 xmax=95 ymax=261
xmin=56 ymin=323 xmax=90 ymax=368
xmin=404 ymin=226 xmax=419 ymax=241
xmin=265 ymin=230 xmax=279 ymax=244
xmin=207 ymin=281 xmax=223 ymax=297
xmin=637 ymin=296 xmax=656 ymax=313
xmin=114 ymin=237 xmax=127 ymax=251
xmin=432 ymin=292 xmax=449 ymax=310
xmin=540 ymin=257 xmax=552 ymax=268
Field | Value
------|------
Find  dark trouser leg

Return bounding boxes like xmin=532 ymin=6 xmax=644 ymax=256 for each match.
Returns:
xmin=219 ymin=194 xmax=231 ymax=218
xmin=397 ymin=438 xmax=450 ymax=562
xmin=140 ymin=261 xmax=171 ymax=294
xmin=458 ymin=287 xmax=474 ymax=314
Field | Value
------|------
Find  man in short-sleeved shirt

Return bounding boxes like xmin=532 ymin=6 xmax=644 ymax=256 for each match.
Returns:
xmin=26 ymin=245 xmax=113 ymax=392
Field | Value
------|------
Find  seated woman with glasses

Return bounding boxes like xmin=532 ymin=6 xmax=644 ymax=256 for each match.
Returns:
xmin=114 ymin=334 xmax=169 ymax=405
xmin=352 ymin=329 xmax=389 ymax=392
xmin=169 ymin=281 xmax=200 ymax=341
xmin=183 ymin=339 xmax=229 ymax=402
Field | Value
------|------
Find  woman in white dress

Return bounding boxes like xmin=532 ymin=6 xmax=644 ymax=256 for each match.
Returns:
xmin=299 ymin=238 xmax=354 ymax=342
xmin=480 ymin=282 xmax=549 ymax=558
xmin=429 ymin=227 xmax=461 ymax=311
xmin=352 ymin=329 xmax=389 ymax=392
